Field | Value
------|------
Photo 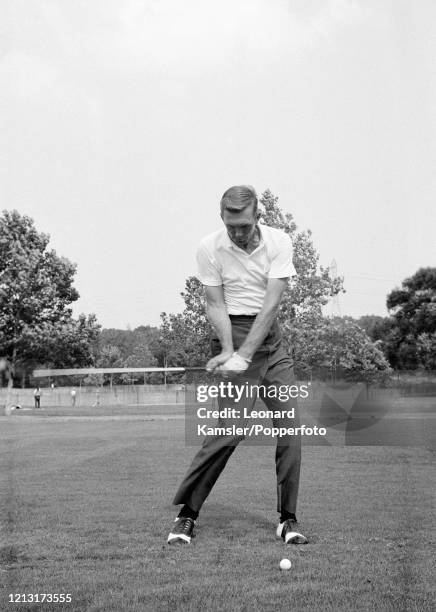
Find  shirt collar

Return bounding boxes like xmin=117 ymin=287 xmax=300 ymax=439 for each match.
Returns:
xmin=222 ymin=224 xmax=265 ymax=251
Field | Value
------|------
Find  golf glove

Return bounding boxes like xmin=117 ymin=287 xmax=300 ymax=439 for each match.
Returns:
xmin=218 ymin=352 xmax=251 ymax=374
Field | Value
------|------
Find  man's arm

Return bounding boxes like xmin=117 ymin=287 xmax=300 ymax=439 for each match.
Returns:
xmin=235 ymin=231 xmax=294 ymax=362
xmin=237 ymin=278 xmax=288 ymax=361
xmin=204 ymin=285 xmax=234 ymax=372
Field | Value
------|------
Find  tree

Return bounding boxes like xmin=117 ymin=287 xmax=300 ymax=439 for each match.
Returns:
xmin=133 ymin=326 xmax=162 ymax=358
xmin=160 ymin=278 xmax=210 ymax=368
xmin=356 ymin=315 xmax=395 ymax=342
xmin=385 ymin=268 xmax=436 ymax=370
xmin=97 ymin=325 xmax=162 ymax=364
xmin=0 ymin=210 xmax=100 ymax=385
xmin=93 ymin=335 xmax=159 ymax=384
xmin=123 ymin=345 xmax=157 ymax=368
xmin=121 ymin=344 xmax=158 ymax=384
xmin=259 ymin=189 xmax=343 ymax=321
xmin=96 ymin=345 xmax=124 ymax=368
xmin=355 ymin=315 xmax=397 ymax=365
xmin=293 ymin=315 xmax=390 ymax=381
xmin=98 ymin=329 xmax=137 ymax=359
xmin=416 ymin=332 xmax=436 ymax=370
xmin=256 ymin=192 xmax=392 ymax=380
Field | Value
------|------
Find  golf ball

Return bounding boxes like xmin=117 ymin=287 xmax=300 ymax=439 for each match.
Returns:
xmin=279 ymin=558 xmax=292 ymax=571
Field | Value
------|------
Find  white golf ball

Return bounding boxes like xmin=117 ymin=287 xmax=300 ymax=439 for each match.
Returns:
xmin=279 ymin=558 xmax=292 ymax=571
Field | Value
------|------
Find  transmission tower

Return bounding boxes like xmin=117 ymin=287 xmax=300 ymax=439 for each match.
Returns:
xmin=330 ymin=259 xmax=341 ymax=317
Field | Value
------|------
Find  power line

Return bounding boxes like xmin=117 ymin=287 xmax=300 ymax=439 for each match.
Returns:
xmin=346 ymin=275 xmax=400 ymax=282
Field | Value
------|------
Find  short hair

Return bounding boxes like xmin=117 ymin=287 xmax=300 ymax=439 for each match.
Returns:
xmin=220 ymin=185 xmax=258 ymax=215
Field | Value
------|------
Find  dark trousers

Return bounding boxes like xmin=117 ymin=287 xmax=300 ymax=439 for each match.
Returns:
xmin=172 ymin=316 xmax=301 ymax=515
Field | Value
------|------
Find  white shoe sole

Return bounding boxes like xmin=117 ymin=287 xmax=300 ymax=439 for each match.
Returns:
xmin=167 ymin=532 xmax=191 ymax=544
xmin=276 ymin=522 xmax=308 ymax=544
xmin=168 ymin=517 xmax=194 ymax=544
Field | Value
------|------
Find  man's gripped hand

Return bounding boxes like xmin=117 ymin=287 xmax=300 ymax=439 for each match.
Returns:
xmin=206 ymin=350 xmax=234 ymax=373
xmin=216 ymin=352 xmax=250 ymax=375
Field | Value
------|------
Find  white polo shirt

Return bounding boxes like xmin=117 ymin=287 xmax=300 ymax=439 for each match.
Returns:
xmin=196 ymin=224 xmax=297 ymax=315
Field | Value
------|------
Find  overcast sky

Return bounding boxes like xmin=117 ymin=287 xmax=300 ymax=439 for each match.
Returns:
xmin=1 ymin=0 xmax=435 ymax=328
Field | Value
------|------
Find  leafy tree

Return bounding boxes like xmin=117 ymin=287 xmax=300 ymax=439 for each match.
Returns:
xmin=96 ymin=345 xmax=124 ymax=368
xmin=0 ymin=210 xmax=100 ymax=386
xmin=294 ymin=315 xmax=390 ymax=381
xmin=259 ymin=189 xmax=343 ymax=320
xmin=79 ymin=343 xmax=123 ymax=387
xmin=356 ymin=315 xmax=395 ymax=342
xmin=385 ymin=268 xmax=436 ymax=370
xmin=387 ymin=268 xmax=436 ymax=332
xmin=355 ymin=315 xmax=397 ymax=365
xmin=98 ymin=329 xmax=135 ymax=358
xmin=416 ymin=332 xmax=436 ymax=370
xmin=121 ymin=344 xmax=158 ymax=384
xmin=133 ymin=326 xmax=162 ymax=360
xmin=123 ymin=345 xmax=157 ymax=369
xmin=160 ymin=278 xmax=210 ymax=368
xmin=98 ymin=326 xmax=162 ymax=364
xmin=94 ymin=337 xmax=159 ymax=384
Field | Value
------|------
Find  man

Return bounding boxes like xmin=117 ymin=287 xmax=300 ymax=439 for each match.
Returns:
xmin=34 ymin=387 xmax=41 ymax=409
xmin=71 ymin=388 xmax=77 ymax=407
xmin=93 ymin=388 xmax=100 ymax=408
xmin=168 ymin=185 xmax=307 ymax=546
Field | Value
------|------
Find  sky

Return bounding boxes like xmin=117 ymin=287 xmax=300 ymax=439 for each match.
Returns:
xmin=1 ymin=0 xmax=435 ymax=329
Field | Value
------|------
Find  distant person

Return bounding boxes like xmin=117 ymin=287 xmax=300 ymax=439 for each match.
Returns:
xmin=34 ymin=387 xmax=41 ymax=408
xmin=93 ymin=388 xmax=100 ymax=408
xmin=71 ymin=388 xmax=77 ymax=407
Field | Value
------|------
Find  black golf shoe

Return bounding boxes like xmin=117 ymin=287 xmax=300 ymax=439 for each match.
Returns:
xmin=167 ymin=517 xmax=196 ymax=544
xmin=276 ymin=518 xmax=308 ymax=544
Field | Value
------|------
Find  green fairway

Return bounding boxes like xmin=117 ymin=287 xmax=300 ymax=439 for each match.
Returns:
xmin=0 ymin=415 xmax=434 ymax=611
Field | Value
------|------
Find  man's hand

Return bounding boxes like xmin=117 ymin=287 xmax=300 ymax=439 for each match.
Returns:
xmin=206 ymin=350 xmax=233 ymax=373
xmin=216 ymin=352 xmax=250 ymax=376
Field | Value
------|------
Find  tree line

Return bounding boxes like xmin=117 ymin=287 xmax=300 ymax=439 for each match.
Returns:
xmin=1 ymin=196 xmax=435 ymax=388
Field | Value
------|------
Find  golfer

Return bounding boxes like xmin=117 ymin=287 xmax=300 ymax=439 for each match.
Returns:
xmin=168 ymin=185 xmax=307 ymax=546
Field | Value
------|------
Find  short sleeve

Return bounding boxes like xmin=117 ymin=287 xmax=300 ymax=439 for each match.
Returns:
xmin=268 ymin=233 xmax=297 ymax=278
xmin=196 ymin=242 xmax=222 ymax=286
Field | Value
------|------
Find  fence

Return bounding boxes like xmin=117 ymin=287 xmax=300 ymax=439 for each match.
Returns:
xmin=0 ymin=384 xmax=184 ymax=408
xmin=2 ymin=377 xmax=436 ymax=410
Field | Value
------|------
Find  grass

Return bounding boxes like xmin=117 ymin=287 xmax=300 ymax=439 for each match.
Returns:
xmin=0 ymin=411 xmax=435 ymax=611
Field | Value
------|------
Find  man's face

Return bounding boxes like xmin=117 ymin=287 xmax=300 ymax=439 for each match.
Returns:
xmin=221 ymin=204 xmax=258 ymax=249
